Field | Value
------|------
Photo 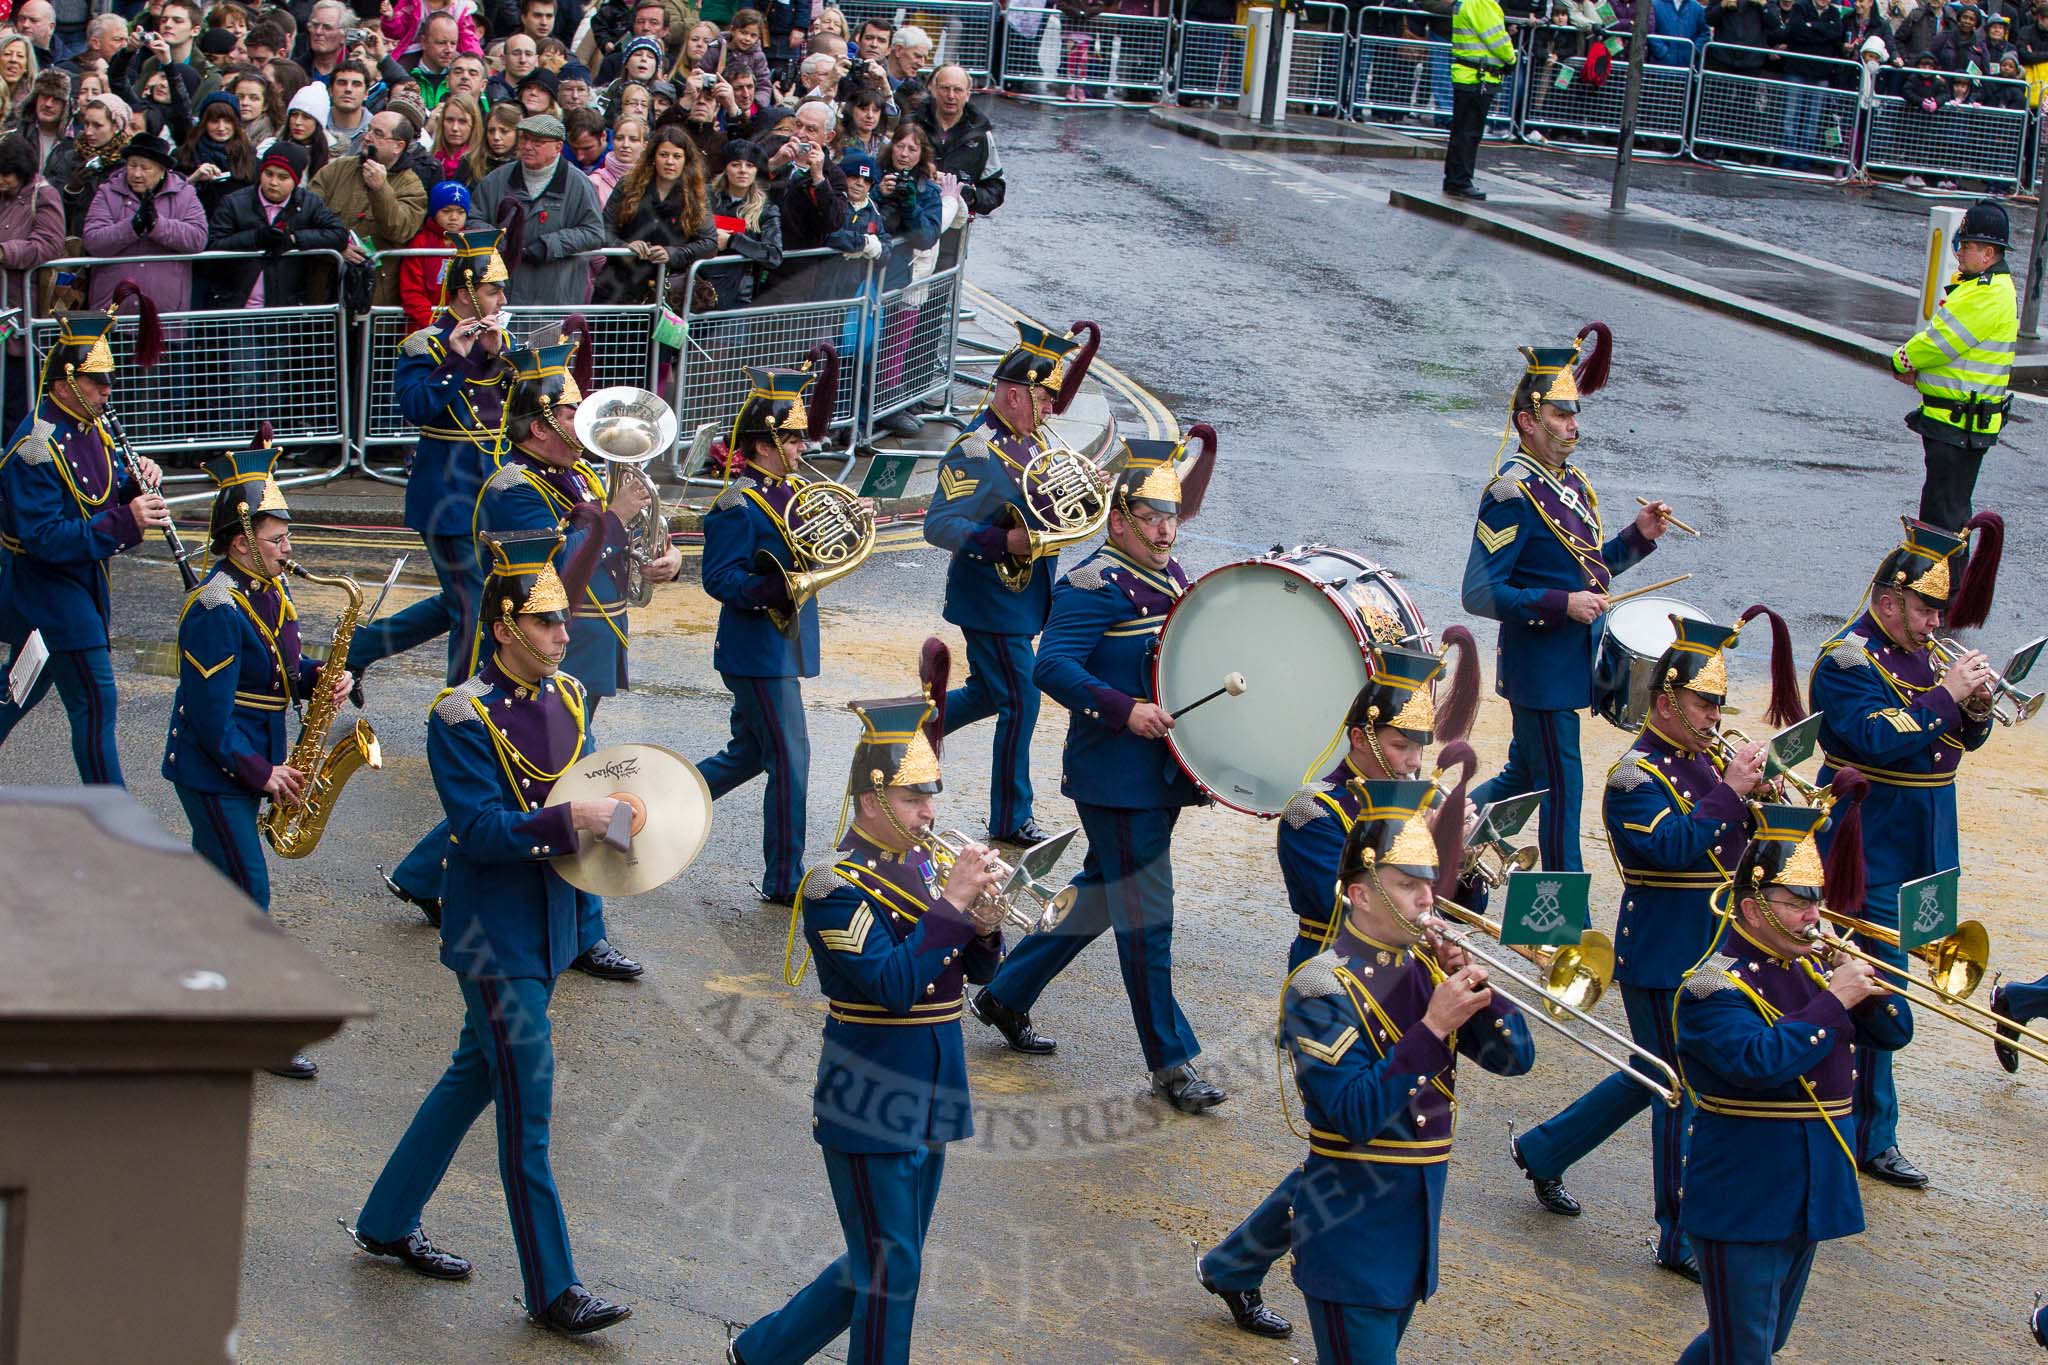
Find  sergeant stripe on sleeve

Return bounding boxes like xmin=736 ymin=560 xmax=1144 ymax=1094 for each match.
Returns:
xmin=1476 ymin=522 xmax=1517 ymax=553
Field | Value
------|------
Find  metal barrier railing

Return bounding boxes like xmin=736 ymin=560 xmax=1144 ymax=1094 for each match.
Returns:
xmin=25 ymin=250 xmax=353 ymax=501
xmin=835 ymin=0 xmax=1000 ymax=82
xmin=1350 ymin=4 xmax=1514 ymax=138
xmin=1689 ymin=43 xmax=1862 ymax=178
xmin=1862 ymin=77 xmax=2033 ymax=187
xmin=1174 ymin=1 xmax=1348 ymax=113
xmin=1174 ymin=17 xmax=1246 ymax=103
xmin=1517 ymin=27 xmax=1691 ymax=155
xmin=1001 ymin=5 xmax=1174 ymax=106
xmin=865 ymin=248 xmax=969 ymax=431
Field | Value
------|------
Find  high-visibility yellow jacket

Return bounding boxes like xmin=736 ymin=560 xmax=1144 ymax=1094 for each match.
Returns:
xmin=1897 ymin=266 xmax=2017 ymax=447
xmin=1451 ymin=0 xmax=1517 ymax=85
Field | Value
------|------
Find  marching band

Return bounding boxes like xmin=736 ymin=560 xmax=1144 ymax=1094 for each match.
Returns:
xmin=0 ymin=276 xmax=2041 ymax=1363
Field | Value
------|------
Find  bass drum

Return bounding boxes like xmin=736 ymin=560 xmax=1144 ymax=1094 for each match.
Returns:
xmin=1154 ymin=545 xmax=1426 ymax=818
xmin=1592 ymin=595 xmax=1706 ymax=732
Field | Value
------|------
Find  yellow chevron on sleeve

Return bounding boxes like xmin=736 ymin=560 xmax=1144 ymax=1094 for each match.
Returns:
xmin=1622 ymin=807 xmax=1672 ymax=835
xmin=817 ymin=904 xmax=875 ymax=955
xmin=1876 ymin=708 xmax=1922 ymax=734
xmin=1297 ymin=1025 xmax=1359 ymax=1066
xmin=183 ymin=651 xmax=235 ymax=679
xmin=937 ymin=467 xmax=978 ymax=501
xmin=1475 ymin=522 xmax=1518 ymax=554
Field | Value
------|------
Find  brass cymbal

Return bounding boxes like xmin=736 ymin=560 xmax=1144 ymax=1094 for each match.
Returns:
xmin=548 ymin=743 xmax=712 ymax=897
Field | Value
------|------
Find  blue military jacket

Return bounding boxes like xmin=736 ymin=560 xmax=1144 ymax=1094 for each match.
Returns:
xmin=1285 ymin=930 xmax=1535 ymax=1309
xmin=1811 ymin=613 xmax=1991 ymax=897
xmin=0 ymin=399 xmax=143 ymax=651
xmin=799 ymin=827 xmax=1004 ymax=1154
xmin=1035 ymin=546 xmax=1198 ymax=811
xmin=396 ymin=317 xmax=512 ymax=537
xmin=1277 ymin=759 xmax=1373 ymax=948
xmin=700 ymin=472 xmax=821 ymax=679
xmin=1676 ymin=920 xmax=1912 ymax=1243
xmin=163 ymin=563 xmax=325 ymax=795
xmin=923 ymin=408 xmax=1054 ymax=637
xmin=1461 ymin=452 xmax=1654 ymax=710
xmin=1605 ymin=725 xmax=1750 ymax=988
xmin=426 ymin=655 xmax=603 ymax=981
xmin=474 ymin=453 xmax=632 ymax=697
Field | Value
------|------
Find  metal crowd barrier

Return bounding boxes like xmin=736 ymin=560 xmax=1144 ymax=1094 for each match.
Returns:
xmin=1518 ymin=27 xmax=1692 ymax=155
xmin=1000 ymin=5 xmax=1174 ymax=106
xmin=1350 ymin=4 xmax=1514 ymax=139
xmin=1863 ymin=74 xmax=2033 ymax=187
xmin=1689 ymin=42 xmax=1862 ymax=177
xmin=1173 ymin=0 xmax=1349 ymax=113
xmin=24 ymin=250 xmax=354 ymax=500
xmin=835 ymin=0 xmax=1000 ymax=82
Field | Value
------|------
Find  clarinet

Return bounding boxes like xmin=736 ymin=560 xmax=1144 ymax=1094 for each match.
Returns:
xmin=102 ymin=403 xmax=199 ymax=591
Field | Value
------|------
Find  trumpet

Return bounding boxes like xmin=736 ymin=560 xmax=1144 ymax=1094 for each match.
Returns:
xmin=1821 ymin=908 xmax=1990 ymax=999
xmin=1807 ymin=925 xmax=2048 ymax=1069
xmin=993 ymin=437 xmax=1122 ymax=592
xmin=1931 ymin=637 xmax=2045 ymax=726
xmin=1420 ymin=900 xmax=1682 ymax=1106
xmin=1712 ymin=726 xmax=1826 ymax=804
xmin=922 ymin=827 xmax=1078 ymax=935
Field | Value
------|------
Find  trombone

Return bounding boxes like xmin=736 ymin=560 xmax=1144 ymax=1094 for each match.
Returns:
xmin=1421 ymin=899 xmax=1682 ymax=1107
xmin=1807 ymin=926 xmax=2048 ymax=1069
xmin=1822 ymin=908 xmax=1989 ymax=999
xmin=1432 ymin=897 xmax=1614 ymax=1015
xmin=1931 ymin=637 xmax=2045 ymax=727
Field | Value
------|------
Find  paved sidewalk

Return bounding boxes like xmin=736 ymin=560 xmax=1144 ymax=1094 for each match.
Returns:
xmin=1150 ymin=105 xmax=1441 ymax=158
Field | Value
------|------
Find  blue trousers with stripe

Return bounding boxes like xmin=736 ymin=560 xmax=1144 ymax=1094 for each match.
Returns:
xmin=734 ymin=1143 xmax=945 ymax=1365
xmin=344 ymin=533 xmax=479 ymax=688
xmin=1515 ymin=984 xmax=1690 ymax=1264
xmin=1304 ymin=1295 xmax=1415 ymax=1364
xmin=177 ymin=785 xmax=270 ymax=912
xmin=1469 ymin=704 xmax=1583 ymax=873
xmin=1201 ymin=1165 xmax=1298 ymax=1292
xmin=358 ymin=973 xmax=578 ymax=1313
xmin=942 ymin=629 xmax=1039 ymax=838
xmin=2003 ymin=973 xmax=2048 ymax=1023
xmin=0 ymin=642 xmax=121 ymax=784
xmin=982 ymin=803 xmax=1198 ymax=1072
xmin=1847 ymin=888 xmax=1914 ymax=1161
xmin=698 ymin=672 xmax=809 ymax=900
xmin=1677 ymin=1234 xmax=1818 ymax=1365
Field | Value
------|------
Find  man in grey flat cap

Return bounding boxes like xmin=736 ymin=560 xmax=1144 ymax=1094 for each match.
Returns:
xmin=467 ymin=113 xmax=608 ymax=306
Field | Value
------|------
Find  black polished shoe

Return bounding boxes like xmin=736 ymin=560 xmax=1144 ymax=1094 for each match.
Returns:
xmin=989 ymin=817 xmax=1054 ymax=846
xmin=759 ymin=886 xmax=800 ymax=906
xmin=534 ymin=1284 xmax=632 ymax=1336
xmin=2030 ymin=1293 xmax=2047 ymax=1349
xmin=1198 ymin=1262 xmax=1291 ymax=1338
xmin=265 ymin=1052 xmax=318 ymax=1080
xmin=1992 ymin=982 xmax=2023 ymax=1074
xmin=1152 ymin=1063 xmax=1226 ymax=1114
xmin=344 ymin=1219 xmax=473 ymax=1280
xmin=1860 ymin=1146 xmax=1930 ymax=1187
xmin=1659 ymin=1253 xmax=1701 ymax=1284
xmin=380 ymin=866 xmax=441 ymax=929
xmin=970 ymin=987 xmax=1057 ymax=1054
xmin=1510 ymin=1130 xmax=1580 ymax=1215
xmin=572 ymin=939 xmax=644 ymax=981
xmin=1445 ymin=185 xmax=1489 ymax=201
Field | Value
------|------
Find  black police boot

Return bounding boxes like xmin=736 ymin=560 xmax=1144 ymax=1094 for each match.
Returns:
xmin=1859 ymin=1146 xmax=1930 ymax=1188
xmin=380 ymin=866 xmax=441 ymax=928
xmin=970 ymin=987 xmax=1056 ymax=1054
xmin=1510 ymin=1129 xmax=1580 ymax=1215
xmin=1152 ymin=1063 xmax=1226 ymax=1114
xmin=534 ymin=1285 xmax=632 ymax=1336
xmin=572 ymin=939 xmax=644 ymax=981
xmin=1198 ymin=1260 xmax=1291 ymax=1337
xmin=343 ymin=1218 xmax=473 ymax=1280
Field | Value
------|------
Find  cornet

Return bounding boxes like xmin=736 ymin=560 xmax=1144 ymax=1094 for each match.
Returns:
xmin=922 ymin=827 xmax=1079 ymax=935
xmin=1931 ymin=637 xmax=2044 ymax=726
xmin=1711 ymin=726 xmax=1826 ymax=805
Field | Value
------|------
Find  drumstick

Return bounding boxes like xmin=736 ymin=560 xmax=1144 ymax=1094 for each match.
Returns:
xmin=1604 ymin=574 xmax=1692 ymax=609
xmin=1637 ymin=497 xmax=1700 ymax=537
xmin=1173 ymin=672 xmax=1248 ymax=719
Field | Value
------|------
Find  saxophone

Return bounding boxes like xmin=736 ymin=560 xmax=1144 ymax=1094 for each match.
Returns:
xmin=261 ymin=561 xmax=383 ymax=859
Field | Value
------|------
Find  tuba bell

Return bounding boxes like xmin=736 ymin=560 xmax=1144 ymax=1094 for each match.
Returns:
xmin=574 ymin=386 xmax=681 ymax=607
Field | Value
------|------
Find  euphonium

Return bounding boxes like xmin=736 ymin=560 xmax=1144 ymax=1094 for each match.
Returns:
xmin=573 ymin=386 xmax=681 ymax=608
xmin=993 ymin=438 xmax=1120 ymax=592
xmin=261 ymin=562 xmax=382 ymax=858
xmin=758 ymin=474 xmax=875 ymax=635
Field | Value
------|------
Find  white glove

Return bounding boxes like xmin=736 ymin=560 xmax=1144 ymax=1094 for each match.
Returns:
xmin=861 ymin=235 xmax=883 ymax=260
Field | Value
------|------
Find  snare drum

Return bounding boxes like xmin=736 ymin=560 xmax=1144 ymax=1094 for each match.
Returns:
xmin=1154 ymin=545 xmax=1427 ymax=817
xmin=1592 ymin=595 xmax=1705 ymax=732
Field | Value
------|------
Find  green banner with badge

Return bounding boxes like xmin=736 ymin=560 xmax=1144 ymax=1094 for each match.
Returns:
xmin=858 ymin=452 xmax=920 ymax=500
xmin=1499 ymin=870 xmax=1591 ymax=948
xmin=1898 ymin=868 xmax=1960 ymax=951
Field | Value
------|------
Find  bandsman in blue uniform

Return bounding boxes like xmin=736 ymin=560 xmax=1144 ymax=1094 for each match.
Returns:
xmin=349 ymin=531 xmax=634 ymax=1339
xmin=381 ymin=328 xmax=662 ymax=981
xmin=922 ymin=319 xmax=1100 ymax=846
xmin=697 ymin=350 xmax=840 ymax=904
xmin=1509 ymin=611 xmax=1797 ymax=1278
xmin=1463 ymin=328 xmax=1676 ymax=871
xmin=1809 ymin=513 xmax=2002 ymax=1187
xmin=967 ymin=434 xmax=1231 ymax=1113
xmin=1674 ymin=798 xmax=1910 ymax=1365
xmin=729 ymin=640 xmax=1004 ymax=1365
xmin=1266 ymin=773 xmax=1535 ymax=1362
xmin=165 ymin=435 xmax=354 ymax=1079
xmin=0 ymin=300 xmax=171 ymax=783
xmin=345 ymin=227 xmax=515 ymax=687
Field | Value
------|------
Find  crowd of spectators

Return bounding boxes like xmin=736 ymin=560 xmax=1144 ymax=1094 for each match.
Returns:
xmin=0 ymin=0 xmax=1009 ymax=437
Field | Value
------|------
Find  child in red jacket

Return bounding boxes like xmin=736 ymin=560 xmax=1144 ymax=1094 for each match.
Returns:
xmin=399 ymin=180 xmax=471 ymax=332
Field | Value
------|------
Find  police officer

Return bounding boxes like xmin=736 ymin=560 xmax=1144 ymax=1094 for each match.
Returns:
xmin=1464 ymin=331 xmax=1675 ymax=873
xmin=1674 ymin=800 xmax=1910 ymax=1365
xmin=1509 ymin=613 xmax=1795 ymax=1279
xmin=697 ymin=352 xmax=837 ymax=904
xmin=1810 ymin=514 xmax=2000 ymax=1186
xmin=968 ymin=435 xmax=1229 ymax=1113
xmin=349 ymin=531 xmax=633 ymax=1339
xmin=165 ymin=435 xmax=354 ymax=1080
xmin=345 ymin=227 xmax=515 ymax=688
xmin=728 ymin=642 xmax=1004 ymax=1365
xmin=922 ymin=320 xmax=1100 ymax=846
xmin=0 ymin=298 xmax=171 ymax=784
xmin=1893 ymin=200 xmax=2017 ymax=538
xmin=1445 ymin=0 xmax=1516 ymax=199
xmin=1268 ymin=773 xmax=1535 ymax=1361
